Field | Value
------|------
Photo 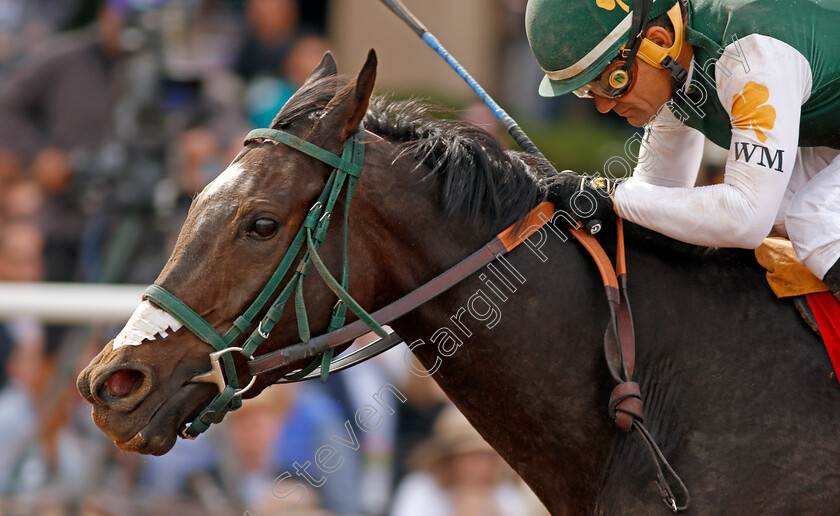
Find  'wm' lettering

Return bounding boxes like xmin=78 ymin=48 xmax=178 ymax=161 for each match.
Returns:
xmin=733 ymin=142 xmax=783 ymax=172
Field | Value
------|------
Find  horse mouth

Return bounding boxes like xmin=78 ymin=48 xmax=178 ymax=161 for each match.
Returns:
xmin=102 ymin=382 xmax=213 ymax=455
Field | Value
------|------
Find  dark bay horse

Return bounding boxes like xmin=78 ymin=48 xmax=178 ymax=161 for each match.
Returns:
xmin=77 ymin=51 xmax=840 ymax=514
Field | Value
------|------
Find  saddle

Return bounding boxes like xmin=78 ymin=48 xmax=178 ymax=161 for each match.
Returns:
xmin=755 ymin=237 xmax=830 ymax=299
xmin=755 ymin=237 xmax=840 ymax=384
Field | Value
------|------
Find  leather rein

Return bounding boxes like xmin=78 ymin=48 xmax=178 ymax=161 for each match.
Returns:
xmin=140 ymin=124 xmax=688 ymax=511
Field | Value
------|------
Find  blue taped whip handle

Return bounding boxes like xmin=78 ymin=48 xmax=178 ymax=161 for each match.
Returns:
xmin=419 ymin=33 xmax=548 ymax=161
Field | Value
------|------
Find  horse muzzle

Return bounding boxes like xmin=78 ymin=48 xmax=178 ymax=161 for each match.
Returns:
xmin=76 ymin=336 xmax=218 ymax=454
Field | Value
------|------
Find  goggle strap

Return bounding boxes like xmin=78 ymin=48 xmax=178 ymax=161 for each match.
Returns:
xmin=623 ymin=0 xmax=654 ymax=72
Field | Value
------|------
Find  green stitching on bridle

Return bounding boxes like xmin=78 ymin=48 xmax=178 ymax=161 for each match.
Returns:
xmin=142 ymin=124 xmax=386 ymax=439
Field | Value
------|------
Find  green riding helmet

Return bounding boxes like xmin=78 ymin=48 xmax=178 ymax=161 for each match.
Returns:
xmin=526 ymin=0 xmax=679 ymax=97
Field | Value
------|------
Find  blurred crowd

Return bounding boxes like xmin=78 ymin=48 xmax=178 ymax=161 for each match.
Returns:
xmin=0 ymin=0 xmax=549 ymax=514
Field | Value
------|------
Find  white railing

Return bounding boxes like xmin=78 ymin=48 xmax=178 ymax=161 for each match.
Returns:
xmin=0 ymin=282 xmax=144 ymax=324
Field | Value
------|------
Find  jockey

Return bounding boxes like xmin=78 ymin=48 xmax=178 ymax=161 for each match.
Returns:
xmin=526 ymin=0 xmax=840 ymax=301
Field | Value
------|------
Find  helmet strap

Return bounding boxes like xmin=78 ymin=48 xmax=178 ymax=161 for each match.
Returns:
xmin=620 ymin=0 xmax=654 ymax=75
xmin=623 ymin=1 xmax=688 ymax=89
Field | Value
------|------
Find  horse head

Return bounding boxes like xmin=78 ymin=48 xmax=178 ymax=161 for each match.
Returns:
xmin=76 ymin=51 xmax=388 ymax=455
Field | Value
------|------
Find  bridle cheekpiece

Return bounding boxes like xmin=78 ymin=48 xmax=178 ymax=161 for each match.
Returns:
xmin=143 ymin=124 xmax=386 ymax=439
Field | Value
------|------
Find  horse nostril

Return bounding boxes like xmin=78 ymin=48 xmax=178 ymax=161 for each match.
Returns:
xmin=89 ymin=364 xmax=154 ymax=411
xmin=102 ymin=369 xmax=144 ymax=398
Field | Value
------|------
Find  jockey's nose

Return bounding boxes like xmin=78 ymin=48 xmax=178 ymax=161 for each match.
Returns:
xmin=593 ymin=95 xmax=619 ymax=114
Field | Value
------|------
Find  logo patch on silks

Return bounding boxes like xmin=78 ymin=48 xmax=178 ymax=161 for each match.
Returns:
xmin=596 ymin=0 xmax=630 ymax=12
xmin=731 ymin=81 xmax=776 ymax=143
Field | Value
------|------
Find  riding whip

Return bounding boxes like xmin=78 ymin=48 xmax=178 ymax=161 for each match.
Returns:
xmin=378 ymin=0 xmax=551 ymax=164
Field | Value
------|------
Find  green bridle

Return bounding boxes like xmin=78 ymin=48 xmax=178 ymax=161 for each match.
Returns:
xmin=142 ymin=124 xmax=388 ymax=439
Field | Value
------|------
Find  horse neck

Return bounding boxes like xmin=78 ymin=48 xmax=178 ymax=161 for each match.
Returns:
xmin=352 ymin=142 xmax=617 ymax=512
xmin=347 ymin=140 xmax=494 ymax=303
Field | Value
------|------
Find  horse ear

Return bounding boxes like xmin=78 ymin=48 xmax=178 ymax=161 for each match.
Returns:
xmin=315 ymin=49 xmax=377 ymax=142
xmin=301 ymin=51 xmax=338 ymax=88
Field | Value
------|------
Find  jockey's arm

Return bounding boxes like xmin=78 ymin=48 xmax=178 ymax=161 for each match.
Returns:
xmin=613 ymin=36 xmax=811 ymax=249
xmin=632 ymin=106 xmax=705 ymax=188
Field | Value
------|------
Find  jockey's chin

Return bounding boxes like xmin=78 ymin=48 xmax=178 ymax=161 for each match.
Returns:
xmin=621 ymin=110 xmax=652 ymax=128
xmin=603 ymin=104 xmax=654 ymax=127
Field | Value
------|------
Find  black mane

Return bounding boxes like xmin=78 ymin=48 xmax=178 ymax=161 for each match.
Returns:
xmin=271 ymin=76 xmax=545 ymax=233
xmin=364 ymin=97 xmax=546 ymax=231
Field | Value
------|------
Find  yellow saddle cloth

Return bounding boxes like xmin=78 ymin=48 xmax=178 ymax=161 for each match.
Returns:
xmin=754 ymin=237 xmax=830 ymax=298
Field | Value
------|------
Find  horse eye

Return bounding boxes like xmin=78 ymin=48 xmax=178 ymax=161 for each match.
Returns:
xmin=248 ymin=218 xmax=279 ymax=239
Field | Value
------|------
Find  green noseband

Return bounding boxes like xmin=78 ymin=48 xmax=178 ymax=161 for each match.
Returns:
xmin=143 ymin=124 xmax=387 ymax=439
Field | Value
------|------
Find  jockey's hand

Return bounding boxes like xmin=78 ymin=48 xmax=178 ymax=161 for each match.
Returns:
xmin=542 ymin=171 xmax=622 ymax=230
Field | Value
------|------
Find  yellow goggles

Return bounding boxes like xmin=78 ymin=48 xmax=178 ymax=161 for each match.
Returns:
xmin=572 ymin=59 xmax=638 ymax=99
